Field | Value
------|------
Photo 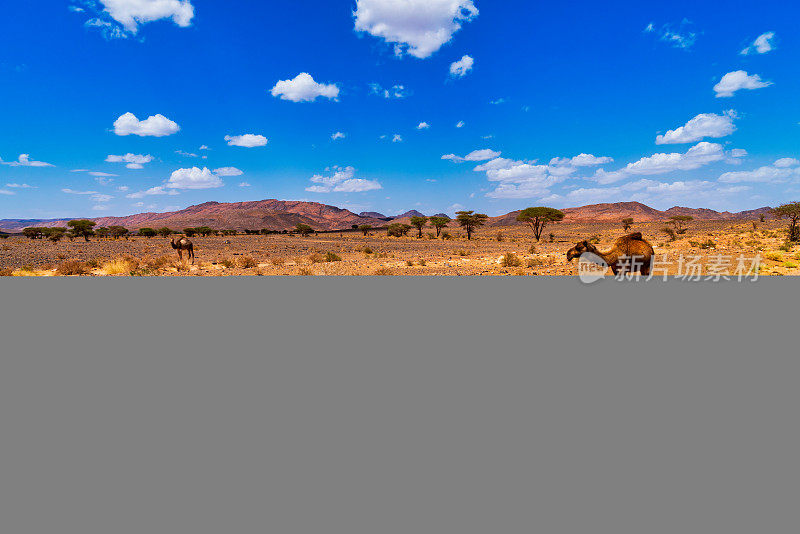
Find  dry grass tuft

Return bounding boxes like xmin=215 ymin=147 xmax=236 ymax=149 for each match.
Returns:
xmin=100 ymin=256 xmax=139 ymax=276
xmin=373 ymin=267 xmax=392 ymax=276
xmin=220 ymin=258 xmax=234 ymax=268
xmin=271 ymin=257 xmax=286 ymax=266
xmin=500 ymin=252 xmax=522 ymax=268
xmin=56 ymin=260 xmax=88 ymax=276
xmin=298 ymin=267 xmax=313 ymax=275
xmin=237 ymin=256 xmax=258 ymax=268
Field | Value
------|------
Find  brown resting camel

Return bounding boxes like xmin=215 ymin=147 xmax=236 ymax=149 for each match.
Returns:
xmin=566 ymin=232 xmax=655 ymax=276
xmin=170 ymin=236 xmax=195 ymax=264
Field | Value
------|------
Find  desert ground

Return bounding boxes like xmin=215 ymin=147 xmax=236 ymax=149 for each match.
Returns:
xmin=1 ymin=220 xmax=798 ymax=277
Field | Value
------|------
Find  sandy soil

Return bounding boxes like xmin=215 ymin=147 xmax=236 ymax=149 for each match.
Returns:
xmin=1 ymin=221 xmax=798 ymax=277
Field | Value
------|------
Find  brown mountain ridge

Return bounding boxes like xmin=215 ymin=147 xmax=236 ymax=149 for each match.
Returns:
xmin=0 ymin=200 xmax=773 ymax=233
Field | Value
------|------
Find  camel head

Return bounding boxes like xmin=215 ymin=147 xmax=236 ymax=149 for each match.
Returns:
xmin=566 ymin=240 xmax=597 ymax=262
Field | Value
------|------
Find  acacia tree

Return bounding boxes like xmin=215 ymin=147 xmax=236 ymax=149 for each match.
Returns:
xmin=22 ymin=227 xmax=45 ymax=240
xmin=622 ymin=218 xmax=634 ymax=231
xmin=183 ymin=228 xmax=197 ymax=237
xmin=429 ymin=216 xmax=450 ymax=237
xmin=410 ymin=216 xmax=428 ymax=238
xmin=68 ymin=219 xmax=96 ymax=241
xmin=456 ymin=211 xmax=488 ymax=240
xmin=516 ymin=207 xmax=565 ymax=241
xmin=295 ymin=223 xmax=313 ymax=237
xmin=669 ymin=215 xmax=693 ymax=234
xmin=772 ymin=201 xmax=800 ymax=242
xmin=46 ymin=228 xmax=68 ymax=242
xmin=138 ymin=228 xmax=157 ymax=238
xmin=358 ymin=224 xmax=372 ymax=236
xmin=157 ymin=227 xmax=173 ymax=238
xmin=109 ymin=226 xmax=129 ymax=240
xmin=387 ymin=223 xmax=412 ymax=237
xmin=94 ymin=227 xmax=110 ymax=239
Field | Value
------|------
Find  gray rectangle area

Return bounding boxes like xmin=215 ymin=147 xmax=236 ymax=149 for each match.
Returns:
xmin=1 ymin=278 xmax=797 ymax=534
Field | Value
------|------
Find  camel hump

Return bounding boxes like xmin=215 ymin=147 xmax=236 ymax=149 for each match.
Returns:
xmin=627 ymin=232 xmax=644 ymax=241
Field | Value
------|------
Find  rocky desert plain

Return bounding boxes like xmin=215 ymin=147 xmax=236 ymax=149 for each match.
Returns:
xmin=1 ymin=200 xmax=798 ymax=277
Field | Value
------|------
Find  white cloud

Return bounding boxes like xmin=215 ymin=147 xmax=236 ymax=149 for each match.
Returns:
xmin=0 ymin=189 xmax=14 ymax=195
xmin=456 ymin=121 xmax=465 ymax=128
xmin=5 ymin=183 xmax=36 ymax=189
xmin=238 ymin=182 xmax=251 ymax=187
xmin=106 ymin=153 xmax=153 ymax=169
xmin=656 ymin=111 xmax=737 ymax=144
xmin=622 ymin=142 xmax=727 ymax=175
xmin=331 ymin=131 xmax=346 ymax=140
xmin=549 ymin=154 xmax=614 ymax=167
xmin=166 ymin=167 xmax=224 ymax=189
xmin=774 ymin=158 xmax=800 ymax=168
xmin=741 ymin=32 xmax=775 ymax=55
xmin=646 ymin=21 xmax=697 ymax=49
xmin=442 ymin=149 xmax=501 ymax=162
xmin=199 ymin=145 xmax=209 ymax=150
xmin=270 ymin=73 xmax=339 ymax=102
xmin=0 ymin=154 xmax=54 ymax=167
xmin=417 ymin=122 xmax=430 ymax=130
xmin=392 ymin=134 xmax=403 ymax=143
xmin=369 ymin=83 xmax=409 ymax=99
xmin=114 ymin=112 xmax=179 ymax=136
xmin=714 ymin=71 xmax=772 ymax=98
xmin=90 ymin=0 xmax=194 ymax=34
xmin=306 ymin=166 xmax=382 ymax=193
xmin=564 ymin=179 xmax=749 ymax=206
xmin=62 ymin=188 xmax=114 ymax=203
xmin=490 ymin=98 xmax=506 ymax=105
xmin=354 ymin=0 xmax=478 ymax=59
xmin=126 ymin=185 xmax=178 ymax=198
xmin=449 ymin=55 xmax=474 ymax=77
xmin=213 ymin=167 xmax=243 ymax=177
xmin=224 ymin=134 xmax=268 ymax=147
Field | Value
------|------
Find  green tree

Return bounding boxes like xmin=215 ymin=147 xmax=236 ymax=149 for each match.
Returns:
xmin=516 ymin=207 xmax=565 ymax=241
xmin=157 ymin=227 xmax=173 ymax=238
xmin=772 ymin=201 xmax=800 ymax=242
xmin=48 ymin=227 xmax=68 ymax=242
xmin=410 ymin=216 xmax=428 ymax=238
xmin=95 ymin=227 xmax=110 ymax=239
xmin=622 ymin=218 xmax=634 ymax=231
xmin=456 ymin=211 xmax=488 ymax=240
xmin=68 ymin=219 xmax=97 ymax=241
xmin=195 ymin=226 xmax=214 ymax=237
xmin=109 ymin=226 xmax=129 ymax=239
xmin=138 ymin=227 xmax=157 ymax=238
xmin=183 ymin=228 xmax=197 ymax=237
xmin=429 ymin=216 xmax=450 ymax=237
xmin=358 ymin=224 xmax=372 ymax=236
xmin=295 ymin=223 xmax=313 ymax=237
xmin=22 ymin=227 xmax=45 ymax=240
xmin=669 ymin=215 xmax=693 ymax=234
xmin=387 ymin=223 xmax=412 ymax=237
xmin=0 ymin=231 xmax=9 ymax=239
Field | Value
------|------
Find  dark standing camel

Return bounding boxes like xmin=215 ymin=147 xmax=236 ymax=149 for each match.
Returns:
xmin=567 ymin=232 xmax=654 ymax=276
xmin=171 ymin=236 xmax=195 ymax=264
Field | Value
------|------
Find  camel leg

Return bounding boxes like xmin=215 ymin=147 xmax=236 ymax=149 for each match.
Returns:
xmin=177 ymin=249 xmax=182 ymax=262
xmin=189 ymin=246 xmax=194 ymax=264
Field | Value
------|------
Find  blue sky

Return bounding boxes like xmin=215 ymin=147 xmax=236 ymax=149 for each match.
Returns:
xmin=1 ymin=1 xmax=799 ymax=219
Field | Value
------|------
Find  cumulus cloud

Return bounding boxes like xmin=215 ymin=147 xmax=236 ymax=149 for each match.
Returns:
xmin=106 ymin=153 xmax=153 ymax=169
xmin=774 ymin=158 xmax=800 ymax=168
xmin=98 ymin=0 xmax=193 ymax=32
xmin=0 ymin=154 xmax=54 ymax=167
xmin=417 ymin=122 xmax=430 ymax=130
xmin=354 ymin=0 xmax=478 ymax=59
xmin=212 ymin=167 xmax=243 ymax=177
xmin=331 ymin=131 xmax=346 ymax=140
xmin=224 ymin=134 xmax=268 ymax=147
xmin=656 ymin=111 xmax=737 ymax=144
xmin=549 ymin=154 xmax=614 ymax=167
xmin=306 ymin=166 xmax=382 ymax=193
xmin=270 ymin=73 xmax=339 ymax=102
xmin=719 ymin=158 xmax=800 ymax=183
xmin=126 ymin=185 xmax=178 ymax=199
xmin=62 ymin=188 xmax=114 ymax=203
xmin=449 ymin=55 xmax=474 ymax=77
xmin=714 ymin=71 xmax=772 ymax=98
xmin=563 ymin=179 xmax=749 ymax=207
xmin=442 ymin=149 xmax=501 ymax=162
xmin=741 ymin=32 xmax=776 ymax=55
xmin=166 ymin=167 xmax=224 ymax=189
xmin=114 ymin=112 xmax=180 ymax=136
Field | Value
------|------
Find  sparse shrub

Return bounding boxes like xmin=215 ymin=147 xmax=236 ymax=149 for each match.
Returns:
xmin=699 ymin=239 xmax=716 ymax=249
xmin=56 ymin=253 xmax=66 ymax=260
xmin=298 ymin=267 xmax=313 ymax=275
xmin=418 ymin=258 xmax=426 ymax=266
xmin=441 ymin=231 xmax=453 ymax=240
xmin=783 ymin=262 xmax=798 ymax=269
xmin=528 ymin=244 xmax=537 ymax=254
xmin=406 ymin=260 xmax=414 ymax=266
xmin=661 ymin=227 xmax=677 ymax=241
xmin=455 ymin=249 xmax=469 ymax=256
xmin=238 ymin=256 xmax=258 ymax=268
xmin=220 ymin=258 xmax=234 ymax=268
xmin=778 ymin=242 xmax=793 ymax=252
xmin=588 ymin=235 xmax=601 ymax=244
xmin=765 ymin=252 xmax=783 ymax=262
xmin=496 ymin=231 xmax=504 ymax=242
xmin=526 ymin=257 xmax=543 ymax=268
xmin=622 ymin=218 xmax=634 ymax=231
xmin=324 ymin=252 xmax=342 ymax=262
xmin=309 ymin=253 xmax=324 ymax=264
xmin=427 ymin=232 xmax=436 ymax=240
xmin=373 ymin=267 xmax=392 ymax=276
xmin=549 ymin=233 xmax=555 ymax=243
xmin=501 ymin=252 xmax=522 ymax=268
xmin=56 ymin=260 xmax=88 ymax=275
xmin=760 ymin=214 xmax=766 ymax=223
xmin=362 ymin=247 xmax=373 ymax=254
xmin=86 ymin=259 xmax=100 ymax=268
xmin=271 ymin=257 xmax=286 ymax=266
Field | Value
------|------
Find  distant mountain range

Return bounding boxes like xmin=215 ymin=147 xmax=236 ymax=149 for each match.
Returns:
xmin=0 ymin=200 xmax=774 ymax=233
